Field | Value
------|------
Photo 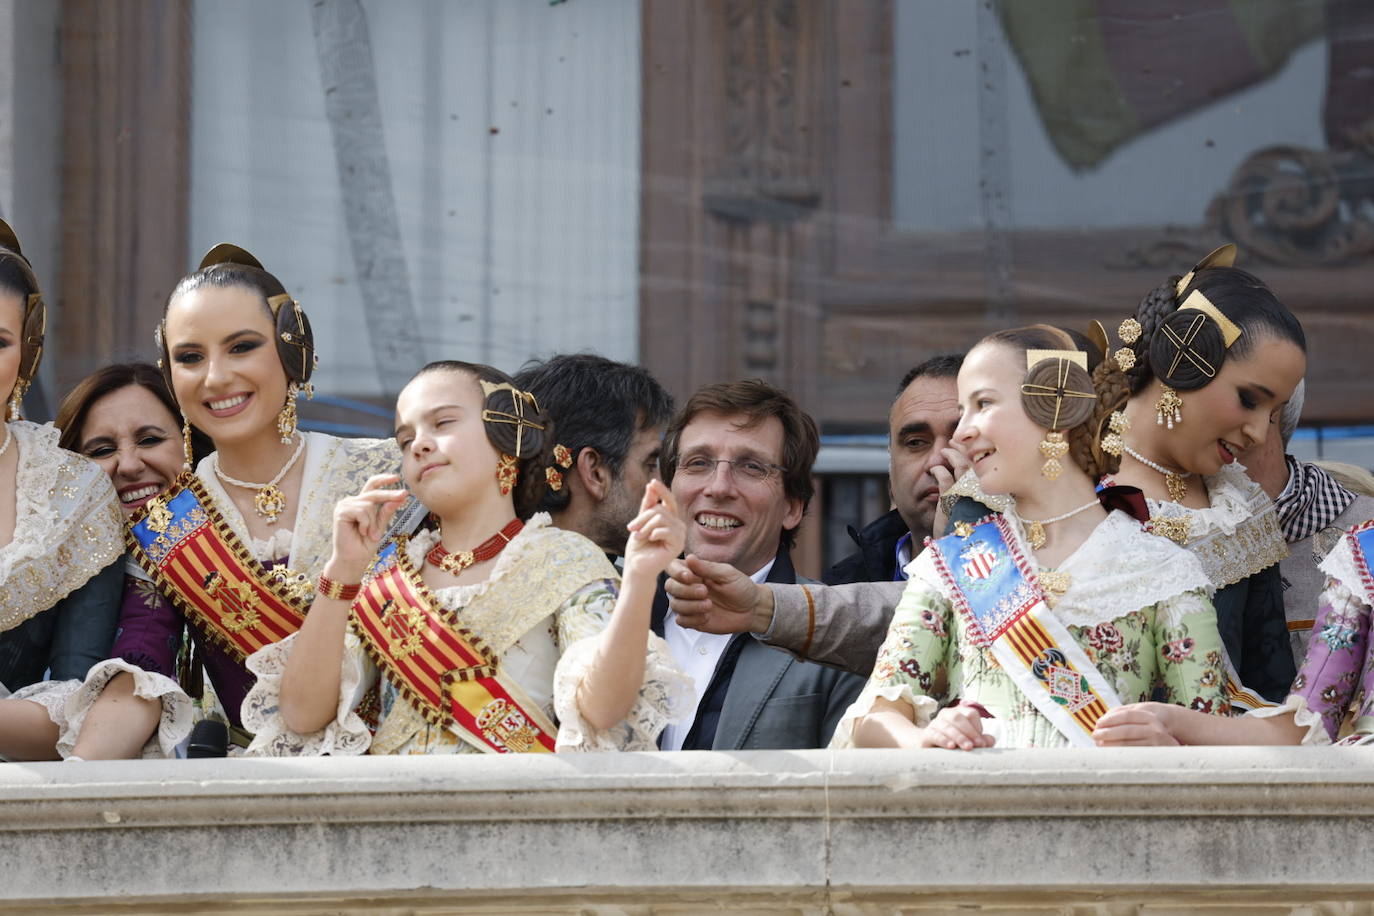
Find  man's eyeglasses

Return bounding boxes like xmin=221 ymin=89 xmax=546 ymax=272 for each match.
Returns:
xmin=675 ymin=455 xmax=786 ymax=482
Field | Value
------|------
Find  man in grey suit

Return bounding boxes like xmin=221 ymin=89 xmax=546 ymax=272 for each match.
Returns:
xmin=652 ymin=380 xmax=863 ymax=750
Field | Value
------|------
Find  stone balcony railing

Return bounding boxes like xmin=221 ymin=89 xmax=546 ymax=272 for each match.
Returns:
xmin=2 ymin=747 xmax=1372 ymax=914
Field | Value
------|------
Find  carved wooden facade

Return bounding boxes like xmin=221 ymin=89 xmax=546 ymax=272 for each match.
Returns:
xmin=639 ymin=0 xmax=1374 ymax=427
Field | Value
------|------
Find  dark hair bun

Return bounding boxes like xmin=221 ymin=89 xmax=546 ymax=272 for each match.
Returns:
xmin=481 ymin=384 xmax=549 ymax=460
xmin=273 ymin=295 xmax=315 ymax=386
xmin=1147 ymin=308 xmax=1226 ymax=392
xmin=1021 ymin=358 xmax=1096 ymax=430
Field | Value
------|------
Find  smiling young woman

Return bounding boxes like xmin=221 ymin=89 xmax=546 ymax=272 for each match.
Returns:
xmin=240 ymin=360 xmax=690 ymax=756
xmin=836 ymin=324 xmax=1233 ymax=751
xmin=10 ymin=245 xmax=399 ymax=760
xmin=0 ymin=222 xmax=127 ymax=761
xmin=1093 ymin=246 xmax=1306 ymax=708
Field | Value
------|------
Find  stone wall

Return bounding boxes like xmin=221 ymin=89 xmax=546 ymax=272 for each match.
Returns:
xmin=1 ymin=747 xmax=1371 ymax=913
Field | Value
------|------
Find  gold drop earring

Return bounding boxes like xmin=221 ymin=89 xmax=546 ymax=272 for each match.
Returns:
xmin=277 ymin=381 xmax=300 ymax=443
xmin=1156 ymin=386 xmax=1183 ymax=429
xmin=1039 ymin=430 xmax=1068 ymax=480
xmin=6 ymin=379 xmax=26 ymax=422
xmin=496 ymin=453 xmax=519 ymax=495
xmin=182 ymin=418 xmax=195 ymax=470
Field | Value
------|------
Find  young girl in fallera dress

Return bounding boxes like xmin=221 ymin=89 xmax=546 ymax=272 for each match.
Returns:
xmin=243 ymin=361 xmax=689 ymax=755
xmin=838 ymin=325 xmax=1230 ymax=750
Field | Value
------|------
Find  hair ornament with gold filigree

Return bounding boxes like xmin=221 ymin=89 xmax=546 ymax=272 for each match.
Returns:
xmin=1020 ymin=348 xmax=1097 ymax=480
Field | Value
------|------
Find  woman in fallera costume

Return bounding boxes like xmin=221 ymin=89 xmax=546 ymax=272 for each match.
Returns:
xmin=0 ymin=221 xmax=127 ymax=761
xmin=18 ymin=245 xmax=399 ymax=759
xmin=243 ymin=361 xmax=689 ymax=755
xmin=837 ymin=325 xmax=1230 ymax=750
xmin=0 ymin=364 xmax=209 ymax=760
xmin=1090 ymin=246 xmax=1305 ymax=708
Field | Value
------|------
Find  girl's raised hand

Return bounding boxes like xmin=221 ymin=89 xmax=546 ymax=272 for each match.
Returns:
xmin=623 ymin=479 xmax=685 ymax=581
xmin=323 ymin=473 xmax=409 ymax=584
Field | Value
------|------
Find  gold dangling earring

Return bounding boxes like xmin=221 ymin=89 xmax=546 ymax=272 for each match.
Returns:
xmin=495 ymin=453 xmax=519 ymax=496
xmin=277 ymin=382 xmax=300 ymax=444
xmin=1039 ymin=430 xmax=1068 ymax=480
xmin=1156 ymin=386 xmax=1183 ymax=429
xmin=182 ymin=418 xmax=195 ymax=470
xmin=6 ymin=379 xmax=27 ymax=422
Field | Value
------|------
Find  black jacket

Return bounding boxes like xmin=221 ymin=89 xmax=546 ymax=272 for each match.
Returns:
xmin=823 ymin=509 xmax=911 ymax=585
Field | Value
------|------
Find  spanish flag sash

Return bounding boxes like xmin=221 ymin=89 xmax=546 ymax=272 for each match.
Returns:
xmin=127 ymin=472 xmax=312 ymax=661
xmin=351 ymin=538 xmax=559 ymax=754
xmin=928 ymin=515 xmax=1122 ymax=746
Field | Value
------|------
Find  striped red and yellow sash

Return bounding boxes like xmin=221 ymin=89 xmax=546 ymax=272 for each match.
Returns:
xmin=930 ymin=515 xmax=1122 ymax=745
xmin=352 ymin=538 xmax=557 ymax=754
xmin=127 ymin=472 xmax=312 ymax=662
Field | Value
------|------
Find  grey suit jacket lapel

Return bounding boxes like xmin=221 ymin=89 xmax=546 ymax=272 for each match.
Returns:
xmin=712 ymin=637 xmax=792 ymax=749
xmin=712 ymin=548 xmax=801 ymax=750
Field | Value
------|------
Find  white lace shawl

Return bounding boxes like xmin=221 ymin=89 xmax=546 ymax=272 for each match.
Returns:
xmin=1142 ymin=463 xmax=1288 ymax=588
xmin=0 ymin=421 xmax=124 ymax=634
xmin=243 ymin=515 xmax=691 ymax=756
xmin=908 ymin=508 xmax=1215 ymax=630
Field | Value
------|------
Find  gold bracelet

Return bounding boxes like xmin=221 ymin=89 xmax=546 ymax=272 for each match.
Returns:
xmin=316 ymin=573 xmax=361 ymax=602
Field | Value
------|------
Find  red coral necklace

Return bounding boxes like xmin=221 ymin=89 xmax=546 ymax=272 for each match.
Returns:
xmin=426 ymin=518 xmax=524 ymax=574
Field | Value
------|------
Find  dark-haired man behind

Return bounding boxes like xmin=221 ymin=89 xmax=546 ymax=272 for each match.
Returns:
xmin=825 ymin=355 xmax=962 ymax=585
xmin=515 ymin=354 xmax=673 ymax=557
xmin=655 ymin=379 xmax=863 ymax=750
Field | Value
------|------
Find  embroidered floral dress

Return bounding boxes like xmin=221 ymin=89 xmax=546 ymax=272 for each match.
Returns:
xmin=831 ymin=510 xmax=1231 ymax=749
xmin=1248 ymin=523 xmax=1374 ymax=745
xmin=32 ymin=432 xmax=399 ymax=758
xmin=242 ymin=515 xmax=690 ymax=755
xmin=0 ymin=422 xmax=124 ymax=696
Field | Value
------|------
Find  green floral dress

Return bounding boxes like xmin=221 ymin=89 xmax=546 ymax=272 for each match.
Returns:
xmin=832 ymin=510 xmax=1231 ymax=748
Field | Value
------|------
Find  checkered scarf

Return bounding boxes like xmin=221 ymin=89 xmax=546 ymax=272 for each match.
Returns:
xmin=1274 ymin=455 xmax=1356 ymax=543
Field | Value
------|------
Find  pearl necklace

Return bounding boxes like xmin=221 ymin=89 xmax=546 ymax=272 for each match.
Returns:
xmin=212 ymin=435 xmax=307 ymax=525
xmin=1013 ymin=498 xmax=1101 ymax=550
xmin=1122 ymin=444 xmax=1191 ymax=503
xmin=0 ymin=423 xmax=13 ymax=460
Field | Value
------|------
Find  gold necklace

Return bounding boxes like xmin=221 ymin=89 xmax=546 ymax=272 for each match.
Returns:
xmin=1122 ymin=444 xmax=1191 ymax=503
xmin=212 ymin=435 xmax=307 ymax=525
xmin=1012 ymin=498 xmax=1101 ymax=550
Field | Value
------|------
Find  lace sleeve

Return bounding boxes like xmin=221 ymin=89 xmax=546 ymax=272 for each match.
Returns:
xmin=552 ymin=579 xmax=694 ymax=751
xmin=242 ymin=630 xmax=377 ymax=757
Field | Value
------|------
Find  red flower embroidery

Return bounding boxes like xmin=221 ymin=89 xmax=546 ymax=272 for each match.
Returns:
xmin=1189 ymin=697 xmax=1214 ymax=714
xmin=1162 ymin=637 xmax=1196 ymax=663
xmin=918 ymin=608 xmax=947 ymax=638
xmin=1092 ymin=623 xmax=1123 ymax=652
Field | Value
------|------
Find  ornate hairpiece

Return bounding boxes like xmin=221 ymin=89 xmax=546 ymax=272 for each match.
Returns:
xmin=479 ymin=380 xmax=545 ymax=458
xmin=1021 ymin=350 xmax=1097 ymax=431
xmin=545 ymin=443 xmax=575 ymax=491
xmin=1174 ymin=244 xmax=1236 ymax=299
xmin=1177 ymin=289 xmax=1242 ymax=348
xmin=1158 ymin=313 xmax=1219 ymax=379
